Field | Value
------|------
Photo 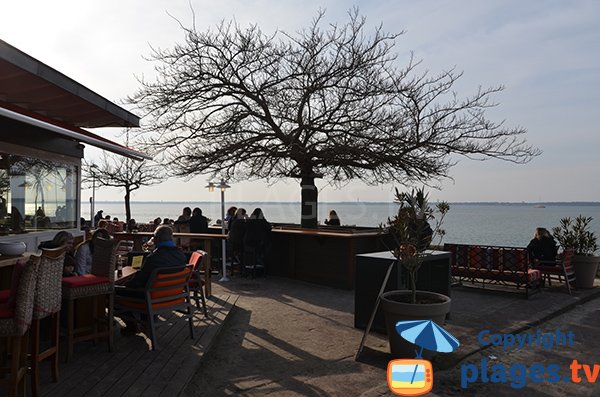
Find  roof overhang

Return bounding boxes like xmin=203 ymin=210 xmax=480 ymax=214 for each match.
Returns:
xmin=0 ymin=39 xmax=150 ymax=161
xmin=0 ymin=100 xmax=151 ymax=161
xmin=0 ymin=39 xmax=140 ymax=128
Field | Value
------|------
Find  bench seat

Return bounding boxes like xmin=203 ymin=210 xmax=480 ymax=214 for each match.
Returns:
xmin=445 ymin=243 xmax=541 ymax=298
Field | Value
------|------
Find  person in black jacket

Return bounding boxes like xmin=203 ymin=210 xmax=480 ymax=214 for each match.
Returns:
xmin=324 ymin=210 xmax=341 ymax=226
xmin=189 ymin=207 xmax=209 ymax=233
xmin=527 ymin=227 xmax=558 ymax=263
xmin=122 ymin=225 xmax=187 ymax=289
xmin=243 ymin=208 xmax=272 ymax=274
xmin=117 ymin=225 xmax=187 ymax=334
xmin=228 ymin=208 xmax=248 ymax=264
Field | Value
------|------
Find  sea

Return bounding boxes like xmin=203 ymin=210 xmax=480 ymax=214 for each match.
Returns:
xmin=85 ymin=201 xmax=600 ymax=249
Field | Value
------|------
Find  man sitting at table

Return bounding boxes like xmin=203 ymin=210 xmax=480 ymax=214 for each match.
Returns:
xmin=116 ymin=225 xmax=187 ymax=335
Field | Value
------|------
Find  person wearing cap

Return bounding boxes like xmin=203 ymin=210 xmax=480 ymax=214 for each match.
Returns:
xmin=122 ymin=225 xmax=187 ymax=289
xmin=116 ymin=225 xmax=187 ymax=335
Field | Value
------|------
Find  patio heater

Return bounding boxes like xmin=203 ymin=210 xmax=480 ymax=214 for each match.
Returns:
xmin=205 ymin=179 xmax=230 ymax=282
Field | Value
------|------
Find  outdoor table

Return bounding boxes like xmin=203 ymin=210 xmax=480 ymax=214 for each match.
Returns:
xmin=115 ymin=265 xmax=136 ymax=283
xmin=113 ymin=232 xmax=226 ymax=296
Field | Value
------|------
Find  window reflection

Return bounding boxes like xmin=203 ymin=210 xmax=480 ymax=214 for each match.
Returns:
xmin=0 ymin=152 xmax=78 ymax=235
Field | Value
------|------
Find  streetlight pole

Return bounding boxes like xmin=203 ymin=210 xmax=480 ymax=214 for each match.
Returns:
xmin=205 ymin=179 xmax=230 ymax=282
xmin=90 ymin=164 xmax=98 ymax=228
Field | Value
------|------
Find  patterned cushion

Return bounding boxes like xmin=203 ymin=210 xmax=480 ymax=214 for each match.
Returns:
xmin=527 ymin=269 xmax=541 ymax=282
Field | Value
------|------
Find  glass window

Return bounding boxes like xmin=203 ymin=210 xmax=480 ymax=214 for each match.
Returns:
xmin=0 ymin=152 xmax=78 ymax=235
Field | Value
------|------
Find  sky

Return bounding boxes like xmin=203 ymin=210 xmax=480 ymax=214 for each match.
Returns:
xmin=2 ymin=0 xmax=599 ymax=204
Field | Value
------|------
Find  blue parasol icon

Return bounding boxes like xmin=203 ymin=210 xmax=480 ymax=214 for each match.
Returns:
xmin=395 ymin=320 xmax=460 ymax=358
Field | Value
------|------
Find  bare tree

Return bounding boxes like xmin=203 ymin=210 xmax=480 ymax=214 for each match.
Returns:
xmin=129 ymin=8 xmax=540 ymax=228
xmin=82 ymin=134 xmax=166 ymax=222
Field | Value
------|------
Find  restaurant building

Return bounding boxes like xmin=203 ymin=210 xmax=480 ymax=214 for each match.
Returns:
xmin=0 ymin=39 xmax=148 ymax=250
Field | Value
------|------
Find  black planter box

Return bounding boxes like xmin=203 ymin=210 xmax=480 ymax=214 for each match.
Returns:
xmin=354 ymin=250 xmax=451 ymax=334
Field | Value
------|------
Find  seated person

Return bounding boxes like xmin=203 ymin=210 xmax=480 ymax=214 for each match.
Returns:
xmin=115 ymin=225 xmax=187 ymax=334
xmin=324 ymin=210 xmax=341 ymax=226
xmin=127 ymin=218 xmax=138 ymax=233
xmin=38 ymin=230 xmax=78 ymax=277
xmin=189 ymin=207 xmax=209 ymax=233
xmin=243 ymin=208 xmax=272 ymax=267
xmin=74 ymin=228 xmax=111 ymax=274
xmin=527 ymin=227 xmax=558 ymax=263
xmin=228 ymin=208 xmax=248 ymax=263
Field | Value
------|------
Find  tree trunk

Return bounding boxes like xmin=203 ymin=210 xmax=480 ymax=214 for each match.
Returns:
xmin=124 ymin=190 xmax=132 ymax=223
xmin=300 ymin=175 xmax=318 ymax=229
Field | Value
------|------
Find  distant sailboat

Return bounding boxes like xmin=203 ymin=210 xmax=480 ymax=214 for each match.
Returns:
xmin=533 ymin=204 xmax=546 ymax=208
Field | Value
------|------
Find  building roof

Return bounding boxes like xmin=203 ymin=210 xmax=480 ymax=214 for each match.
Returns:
xmin=0 ymin=39 xmax=149 ymax=160
xmin=0 ymin=39 xmax=139 ymax=128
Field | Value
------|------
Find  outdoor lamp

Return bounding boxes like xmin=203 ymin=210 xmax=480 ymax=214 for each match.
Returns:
xmin=206 ymin=179 xmax=230 ymax=281
xmin=90 ymin=163 xmax=98 ymax=228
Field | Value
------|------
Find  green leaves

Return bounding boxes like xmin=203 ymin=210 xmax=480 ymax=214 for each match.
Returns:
xmin=381 ymin=187 xmax=450 ymax=303
xmin=552 ymin=215 xmax=598 ymax=256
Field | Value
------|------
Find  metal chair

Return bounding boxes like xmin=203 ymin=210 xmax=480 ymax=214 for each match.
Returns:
xmin=0 ymin=258 xmax=38 ymax=397
xmin=62 ymin=237 xmax=119 ymax=361
xmin=29 ymin=246 xmax=65 ymax=397
xmin=534 ymin=249 xmax=576 ymax=295
xmin=188 ymin=250 xmax=208 ymax=316
xmin=114 ymin=266 xmax=194 ymax=350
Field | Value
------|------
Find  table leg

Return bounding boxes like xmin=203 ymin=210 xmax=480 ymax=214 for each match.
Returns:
xmin=203 ymin=240 xmax=212 ymax=297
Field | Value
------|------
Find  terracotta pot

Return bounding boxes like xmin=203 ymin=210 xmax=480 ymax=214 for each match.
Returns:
xmin=380 ymin=290 xmax=451 ymax=358
xmin=573 ymin=255 xmax=600 ymax=289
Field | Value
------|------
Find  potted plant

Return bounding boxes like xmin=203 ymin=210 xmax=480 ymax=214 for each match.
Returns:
xmin=552 ymin=215 xmax=599 ymax=289
xmin=379 ymin=187 xmax=451 ymax=357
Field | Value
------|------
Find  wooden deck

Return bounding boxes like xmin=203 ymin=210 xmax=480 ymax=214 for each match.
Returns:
xmin=38 ymin=294 xmax=238 ymax=397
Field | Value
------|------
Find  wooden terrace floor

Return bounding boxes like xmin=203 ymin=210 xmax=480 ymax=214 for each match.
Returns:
xmin=37 ymin=294 xmax=238 ymax=397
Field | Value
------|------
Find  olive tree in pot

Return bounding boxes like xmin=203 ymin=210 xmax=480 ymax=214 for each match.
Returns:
xmin=379 ymin=187 xmax=450 ymax=357
xmin=552 ymin=215 xmax=599 ymax=289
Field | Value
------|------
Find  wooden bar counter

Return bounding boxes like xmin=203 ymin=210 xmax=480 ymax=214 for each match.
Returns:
xmin=266 ymin=225 xmax=390 ymax=289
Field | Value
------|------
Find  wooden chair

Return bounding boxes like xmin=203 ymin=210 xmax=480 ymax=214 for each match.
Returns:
xmin=534 ymin=249 xmax=576 ymax=295
xmin=62 ymin=237 xmax=119 ymax=361
xmin=188 ymin=251 xmax=208 ymax=316
xmin=114 ymin=266 xmax=194 ymax=350
xmin=0 ymin=258 xmax=38 ymax=397
xmin=29 ymin=246 xmax=65 ymax=397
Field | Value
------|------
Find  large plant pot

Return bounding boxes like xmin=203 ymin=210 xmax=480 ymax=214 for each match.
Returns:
xmin=573 ymin=255 xmax=600 ymax=289
xmin=380 ymin=290 xmax=451 ymax=358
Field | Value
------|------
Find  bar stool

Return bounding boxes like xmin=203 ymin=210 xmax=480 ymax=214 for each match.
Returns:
xmin=62 ymin=237 xmax=119 ymax=361
xmin=29 ymin=246 xmax=65 ymax=397
xmin=0 ymin=258 xmax=38 ymax=397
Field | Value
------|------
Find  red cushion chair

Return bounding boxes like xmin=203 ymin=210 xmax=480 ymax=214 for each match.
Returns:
xmin=188 ymin=250 xmax=208 ymax=316
xmin=0 ymin=257 xmax=38 ymax=397
xmin=62 ymin=237 xmax=119 ymax=362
